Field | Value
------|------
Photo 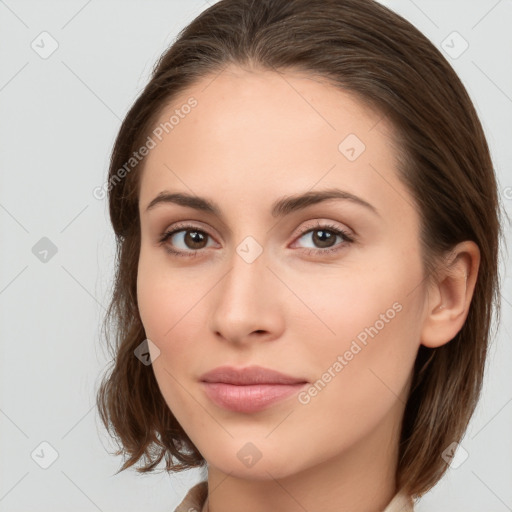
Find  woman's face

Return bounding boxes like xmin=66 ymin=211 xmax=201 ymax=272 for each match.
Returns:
xmin=136 ymin=66 xmax=427 ymax=480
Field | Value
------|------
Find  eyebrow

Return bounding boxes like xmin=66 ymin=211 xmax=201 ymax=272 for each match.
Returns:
xmin=144 ymin=188 xmax=380 ymax=218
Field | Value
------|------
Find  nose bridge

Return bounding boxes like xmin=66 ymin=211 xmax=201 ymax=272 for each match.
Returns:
xmin=220 ymin=242 xmax=268 ymax=317
xmin=209 ymin=239 xmax=282 ymax=342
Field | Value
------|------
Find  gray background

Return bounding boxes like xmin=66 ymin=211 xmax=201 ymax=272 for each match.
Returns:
xmin=0 ymin=0 xmax=511 ymax=510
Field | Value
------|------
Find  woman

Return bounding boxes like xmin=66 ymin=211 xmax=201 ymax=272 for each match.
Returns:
xmin=96 ymin=0 xmax=504 ymax=510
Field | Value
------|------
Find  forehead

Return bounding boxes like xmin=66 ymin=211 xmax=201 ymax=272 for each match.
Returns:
xmin=151 ymin=65 xmax=390 ymax=152
xmin=138 ymin=65 xmax=413 ymax=222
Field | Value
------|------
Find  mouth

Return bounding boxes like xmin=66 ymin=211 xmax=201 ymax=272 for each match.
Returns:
xmin=200 ymin=382 xmax=309 ymax=413
xmin=199 ymin=364 xmax=308 ymax=385
xmin=199 ymin=365 xmax=309 ymax=413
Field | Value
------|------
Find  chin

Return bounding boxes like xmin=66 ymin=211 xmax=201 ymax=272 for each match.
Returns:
xmin=202 ymin=441 xmax=306 ymax=481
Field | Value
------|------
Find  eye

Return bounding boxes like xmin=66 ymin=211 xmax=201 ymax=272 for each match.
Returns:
xmin=158 ymin=221 xmax=355 ymax=258
xmin=158 ymin=223 xmax=216 ymax=257
xmin=292 ymin=221 xmax=355 ymax=256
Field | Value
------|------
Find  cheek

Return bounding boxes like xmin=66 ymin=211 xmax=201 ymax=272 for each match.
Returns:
xmin=136 ymin=250 xmax=207 ymax=374
xmin=136 ymin=246 xmax=188 ymax=342
xmin=296 ymin=255 xmax=423 ymax=428
xmin=136 ymin=258 xmax=204 ymax=421
xmin=299 ymin=253 xmax=421 ymax=354
xmin=290 ymin=295 xmax=421 ymax=464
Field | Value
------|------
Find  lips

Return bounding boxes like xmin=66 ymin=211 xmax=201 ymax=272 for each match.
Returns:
xmin=199 ymin=365 xmax=308 ymax=385
xmin=199 ymin=365 xmax=309 ymax=413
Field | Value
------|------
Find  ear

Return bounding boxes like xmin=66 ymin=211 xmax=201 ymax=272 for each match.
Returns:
xmin=420 ymin=241 xmax=480 ymax=348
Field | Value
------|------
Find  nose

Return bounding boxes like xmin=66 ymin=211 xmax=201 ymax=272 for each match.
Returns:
xmin=208 ymin=246 xmax=285 ymax=346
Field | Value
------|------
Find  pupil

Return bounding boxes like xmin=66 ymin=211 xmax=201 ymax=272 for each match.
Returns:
xmin=187 ymin=231 xmax=206 ymax=248
xmin=314 ymin=229 xmax=334 ymax=248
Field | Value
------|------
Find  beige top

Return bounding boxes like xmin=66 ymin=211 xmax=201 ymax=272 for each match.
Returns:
xmin=173 ymin=480 xmax=415 ymax=512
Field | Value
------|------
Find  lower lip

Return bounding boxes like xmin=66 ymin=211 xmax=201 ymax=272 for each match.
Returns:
xmin=201 ymin=382 xmax=308 ymax=413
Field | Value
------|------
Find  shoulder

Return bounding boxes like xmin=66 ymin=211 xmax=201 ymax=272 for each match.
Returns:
xmin=383 ymin=489 xmax=415 ymax=512
xmin=173 ymin=480 xmax=208 ymax=512
xmin=172 ymin=480 xmax=414 ymax=512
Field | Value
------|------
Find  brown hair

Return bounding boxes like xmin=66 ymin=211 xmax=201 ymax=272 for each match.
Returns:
xmin=95 ymin=0 xmax=505 ymax=498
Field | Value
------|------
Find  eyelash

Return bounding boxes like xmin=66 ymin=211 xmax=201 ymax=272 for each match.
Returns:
xmin=157 ymin=221 xmax=355 ymax=258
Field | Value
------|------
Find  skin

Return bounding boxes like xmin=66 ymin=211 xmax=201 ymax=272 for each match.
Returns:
xmin=136 ymin=64 xmax=480 ymax=512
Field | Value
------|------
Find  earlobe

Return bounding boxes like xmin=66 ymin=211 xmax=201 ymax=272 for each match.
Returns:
xmin=420 ymin=241 xmax=480 ymax=349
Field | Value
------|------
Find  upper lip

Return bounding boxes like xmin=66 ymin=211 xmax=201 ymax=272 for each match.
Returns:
xmin=200 ymin=365 xmax=308 ymax=385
